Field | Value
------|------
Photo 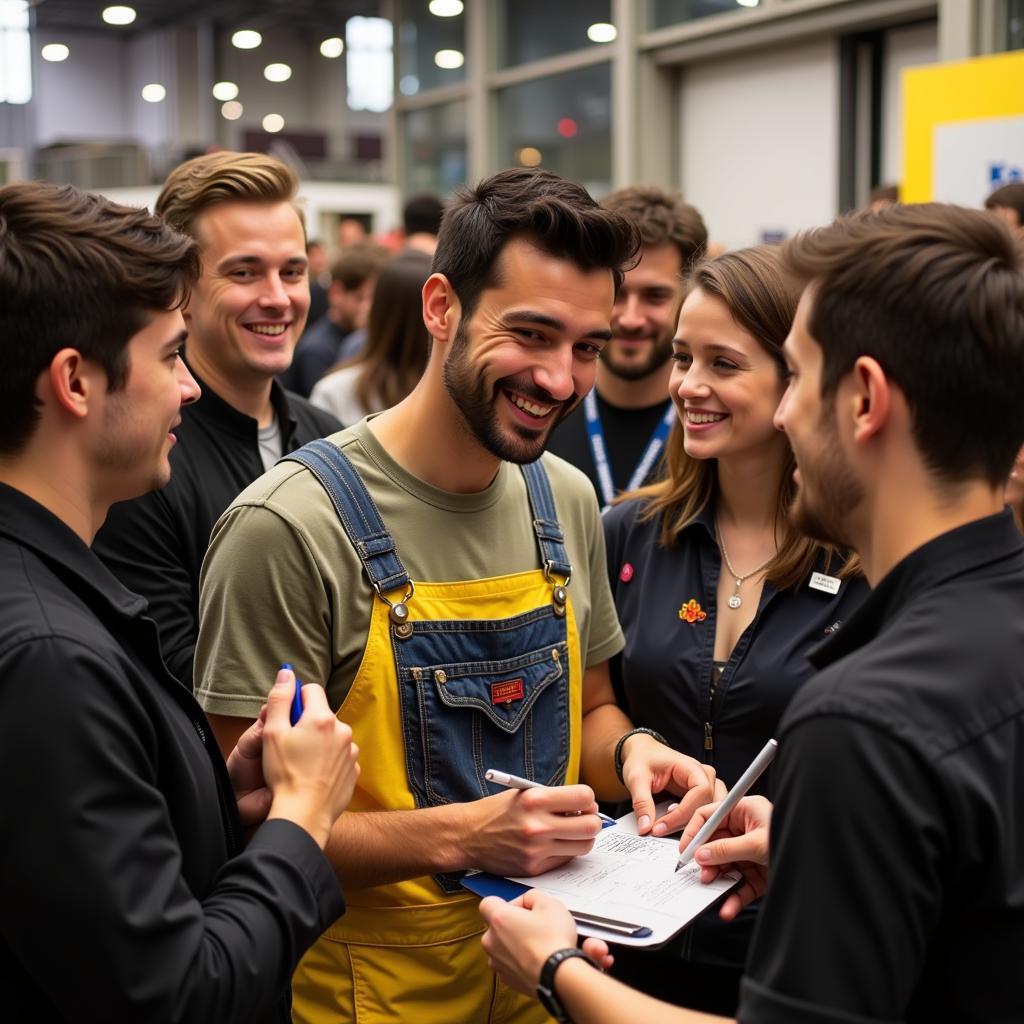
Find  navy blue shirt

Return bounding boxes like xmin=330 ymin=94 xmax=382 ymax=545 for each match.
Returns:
xmin=603 ymin=495 xmax=868 ymax=971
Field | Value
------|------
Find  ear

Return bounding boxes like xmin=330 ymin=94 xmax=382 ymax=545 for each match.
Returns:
xmin=46 ymin=348 xmax=101 ymax=421
xmin=848 ymin=356 xmax=891 ymax=445
xmin=422 ymin=273 xmax=460 ymax=346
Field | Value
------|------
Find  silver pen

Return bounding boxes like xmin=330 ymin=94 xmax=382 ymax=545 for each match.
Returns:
xmin=674 ymin=738 xmax=778 ymax=872
xmin=484 ymin=768 xmax=617 ymax=826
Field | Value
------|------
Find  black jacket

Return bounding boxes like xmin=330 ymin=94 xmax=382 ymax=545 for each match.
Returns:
xmin=94 ymin=370 xmax=340 ymax=687
xmin=0 ymin=483 xmax=344 ymax=1023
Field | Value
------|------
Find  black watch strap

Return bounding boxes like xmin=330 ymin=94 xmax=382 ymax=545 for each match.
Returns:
xmin=536 ymin=948 xmax=595 ymax=1024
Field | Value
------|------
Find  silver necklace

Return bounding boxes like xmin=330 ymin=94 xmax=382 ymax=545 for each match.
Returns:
xmin=715 ymin=519 xmax=774 ymax=610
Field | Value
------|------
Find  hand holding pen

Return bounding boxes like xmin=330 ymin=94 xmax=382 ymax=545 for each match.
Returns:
xmin=485 ymin=770 xmax=617 ymax=827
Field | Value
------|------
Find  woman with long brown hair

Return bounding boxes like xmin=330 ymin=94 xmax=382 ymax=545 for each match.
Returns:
xmin=310 ymin=250 xmax=432 ymax=425
xmin=602 ymin=246 xmax=867 ymax=1015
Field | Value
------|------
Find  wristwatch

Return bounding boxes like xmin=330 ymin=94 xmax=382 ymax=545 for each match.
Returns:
xmin=536 ymin=948 xmax=595 ymax=1024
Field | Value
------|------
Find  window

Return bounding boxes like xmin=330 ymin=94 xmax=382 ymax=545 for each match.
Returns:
xmin=0 ymin=0 xmax=31 ymax=104
xmin=346 ymin=15 xmax=393 ymax=112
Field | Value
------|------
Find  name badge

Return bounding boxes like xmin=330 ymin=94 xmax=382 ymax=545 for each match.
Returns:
xmin=809 ymin=571 xmax=841 ymax=595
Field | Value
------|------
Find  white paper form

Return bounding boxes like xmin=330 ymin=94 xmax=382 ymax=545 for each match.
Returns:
xmin=507 ymin=825 xmax=739 ymax=948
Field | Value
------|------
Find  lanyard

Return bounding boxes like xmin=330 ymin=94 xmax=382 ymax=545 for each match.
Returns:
xmin=583 ymin=390 xmax=676 ymax=510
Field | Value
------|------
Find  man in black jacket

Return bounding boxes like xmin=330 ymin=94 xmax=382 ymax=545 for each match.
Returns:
xmin=0 ymin=180 xmax=359 ymax=1023
xmin=94 ymin=151 xmax=341 ymax=687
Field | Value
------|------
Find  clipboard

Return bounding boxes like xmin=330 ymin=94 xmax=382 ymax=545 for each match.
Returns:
xmin=460 ymin=806 xmax=739 ymax=948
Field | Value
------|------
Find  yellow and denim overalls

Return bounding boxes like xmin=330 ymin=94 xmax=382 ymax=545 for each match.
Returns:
xmin=283 ymin=439 xmax=582 ymax=1024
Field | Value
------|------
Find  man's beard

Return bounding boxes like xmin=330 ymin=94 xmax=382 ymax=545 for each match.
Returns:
xmin=441 ymin=320 xmax=578 ymax=464
xmin=600 ymin=332 xmax=674 ymax=382
xmin=789 ymin=409 xmax=862 ymax=549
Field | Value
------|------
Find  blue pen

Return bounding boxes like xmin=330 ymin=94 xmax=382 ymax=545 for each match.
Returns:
xmin=280 ymin=663 xmax=303 ymax=726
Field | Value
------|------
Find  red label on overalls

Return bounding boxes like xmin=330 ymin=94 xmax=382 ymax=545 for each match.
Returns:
xmin=490 ymin=678 xmax=525 ymax=704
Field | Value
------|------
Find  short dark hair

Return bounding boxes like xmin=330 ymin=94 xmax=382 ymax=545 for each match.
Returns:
xmin=984 ymin=182 xmax=1024 ymax=224
xmin=0 ymin=181 xmax=199 ymax=455
xmin=781 ymin=203 xmax=1024 ymax=487
xmin=868 ymin=182 xmax=899 ymax=207
xmin=432 ymin=167 xmax=640 ymax=320
xmin=330 ymin=243 xmax=389 ymax=291
xmin=403 ymin=193 xmax=445 ymax=237
xmin=601 ymin=185 xmax=707 ymax=272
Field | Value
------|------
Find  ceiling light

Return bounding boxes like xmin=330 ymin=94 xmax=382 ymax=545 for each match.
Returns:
xmin=517 ymin=147 xmax=542 ymax=167
xmin=320 ymin=37 xmax=344 ymax=58
xmin=141 ymin=83 xmax=166 ymax=103
xmin=399 ymin=74 xmax=419 ymax=96
xmin=231 ymin=29 xmax=262 ymax=50
xmin=429 ymin=0 xmax=464 ymax=15
xmin=41 ymin=43 xmax=70 ymax=62
xmin=434 ymin=49 xmax=464 ymax=70
xmin=262 ymin=113 xmax=285 ymax=133
xmin=264 ymin=63 xmax=292 ymax=83
xmin=221 ymin=100 xmax=243 ymax=120
xmin=102 ymin=5 xmax=136 ymax=26
xmin=587 ymin=23 xmax=617 ymax=43
xmin=212 ymin=81 xmax=238 ymax=101
xmin=736 ymin=0 xmax=759 ymax=6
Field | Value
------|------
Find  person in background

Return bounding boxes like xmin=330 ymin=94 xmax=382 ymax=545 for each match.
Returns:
xmin=984 ymin=181 xmax=1024 ymax=237
xmin=402 ymin=192 xmax=445 ymax=255
xmin=305 ymin=239 xmax=331 ymax=324
xmin=479 ymin=201 xmax=1024 ymax=1024
xmin=0 ymin=179 xmax=360 ymax=1024
xmin=1007 ymin=444 xmax=1024 ymax=531
xmin=547 ymin=186 xmax=706 ymax=508
xmin=867 ymin=182 xmax=899 ymax=211
xmin=94 ymin=151 xmax=340 ymax=687
xmin=337 ymin=215 xmax=369 ymax=248
xmin=281 ymin=242 xmax=390 ymax=397
xmin=601 ymin=246 xmax=865 ymax=1015
xmin=310 ymin=250 xmax=432 ymax=426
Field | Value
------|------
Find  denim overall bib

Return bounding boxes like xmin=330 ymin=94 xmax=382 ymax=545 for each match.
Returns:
xmin=283 ymin=439 xmax=582 ymax=1024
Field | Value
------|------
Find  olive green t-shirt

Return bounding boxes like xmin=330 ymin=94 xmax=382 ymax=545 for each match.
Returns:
xmin=194 ymin=418 xmax=624 ymax=718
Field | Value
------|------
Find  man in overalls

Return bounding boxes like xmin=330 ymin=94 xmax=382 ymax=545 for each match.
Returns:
xmin=196 ymin=168 xmax=720 ymax=1023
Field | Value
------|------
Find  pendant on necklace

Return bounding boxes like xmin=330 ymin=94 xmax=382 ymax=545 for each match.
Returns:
xmin=727 ymin=582 xmax=742 ymax=610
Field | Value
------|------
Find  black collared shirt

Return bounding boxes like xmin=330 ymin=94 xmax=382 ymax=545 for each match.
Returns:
xmin=94 ymin=369 xmax=339 ymax=687
xmin=741 ymin=511 xmax=1024 ymax=1023
xmin=604 ymin=496 xmax=867 ymax=968
xmin=0 ymin=483 xmax=343 ymax=1023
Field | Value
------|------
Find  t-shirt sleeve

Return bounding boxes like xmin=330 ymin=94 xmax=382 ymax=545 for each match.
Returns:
xmin=195 ymin=498 xmax=335 ymax=719
xmin=739 ymin=713 xmax=948 ymax=1024
xmin=584 ymin=501 xmax=624 ymax=668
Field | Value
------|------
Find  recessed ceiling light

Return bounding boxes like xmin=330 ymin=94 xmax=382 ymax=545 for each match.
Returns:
xmin=736 ymin=0 xmax=759 ymax=7
xmin=231 ymin=30 xmax=262 ymax=50
xmin=221 ymin=100 xmax=243 ymax=120
xmin=429 ymin=0 xmax=464 ymax=15
xmin=517 ymin=147 xmax=542 ymax=167
xmin=41 ymin=43 xmax=70 ymax=62
xmin=434 ymin=49 xmax=464 ymax=70
xmin=262 ymin=113 xmax=285 ymax=133
xmin=102 ymin=6 xmax=136 ymax=26
xmin=587 ymin=23 xmax=617 ymax=43
xmin=320 ymin=37 xmax=344 ymax=58
xmin=399 ymin=74 xmax=420 ymax=96
xmin=212 ymin=81 xmax=239 ymax=101
xmin=264 ymin=63 xmax=292 ymax=83
xmin=141 ymin=83 xmax=166 ymax=103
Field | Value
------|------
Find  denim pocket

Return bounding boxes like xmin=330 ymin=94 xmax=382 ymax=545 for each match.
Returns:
xmin=393 ymin=605 xmax=570 ymax=810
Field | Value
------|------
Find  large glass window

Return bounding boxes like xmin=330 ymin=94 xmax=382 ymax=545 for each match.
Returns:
xmin=496 ymin=63 xmax=611 ymax=197
xmin=0 ymin=0 xmax=31 ymax=104
xmin=496 ymin=0 xmax=613 ymax=68
xmin=346 ymin=16 xmax=394 ymax=112
xmin=1007 ymin=0 xmax=1024 ymax=51
xmin=398 ymin=0 xmax=466 ymax=96
xmin=649 ymin=0 xmax=759 ymax=31
xmin=403 ymin=100 xmax=468 ymax=195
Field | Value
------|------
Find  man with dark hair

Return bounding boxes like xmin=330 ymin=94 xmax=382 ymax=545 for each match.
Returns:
xmin=280 ymin=242 xmax=390 ymax=396
xmin=0 ymin=180 xmax=360 ymax=1023
xmin=477 ymin=202 xmax=1024 ymax=1024
xmin=402 ymin=192 xmax=445 ymax=254
xmin=94 ymin=151 xmax=340 ymax=687
xmin=195 ymin=167 xmax=721 ymax=1023
xmin=984 ymin=180 xmax=1024 ymax=236
xmin=547 ymin=185 xmax=707 ymax=508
